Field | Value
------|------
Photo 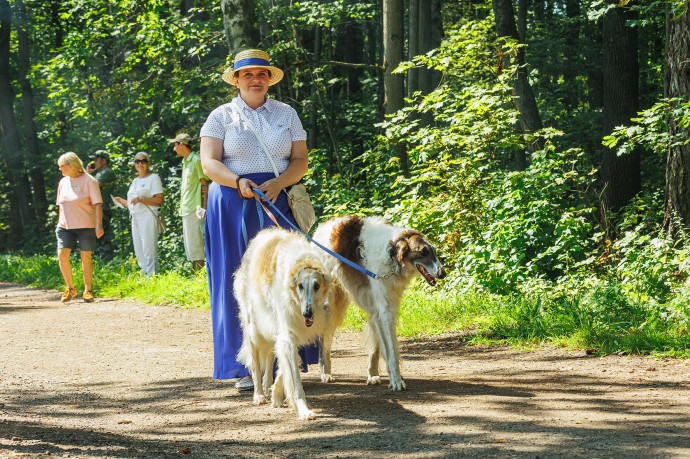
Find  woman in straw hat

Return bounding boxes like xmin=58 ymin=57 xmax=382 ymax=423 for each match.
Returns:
xmin=199 ymin=49 xmax=318 ymax=391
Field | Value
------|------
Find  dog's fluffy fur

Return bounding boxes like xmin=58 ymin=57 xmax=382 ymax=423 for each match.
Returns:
xmin=234 ymin=227 xmax=345 ymax=420
xmin=313 ymin=216 xmax=446 ymax=391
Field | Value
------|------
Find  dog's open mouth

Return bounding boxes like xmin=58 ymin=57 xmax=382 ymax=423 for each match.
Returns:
xmin=416 ymin=264 xmax=437 ymax=286
xmin=304 ymin=316 xmax=314 ymax=327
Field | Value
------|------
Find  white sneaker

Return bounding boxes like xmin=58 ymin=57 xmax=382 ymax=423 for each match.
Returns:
xmin=234 ymin=376 xmax=253 ymax=391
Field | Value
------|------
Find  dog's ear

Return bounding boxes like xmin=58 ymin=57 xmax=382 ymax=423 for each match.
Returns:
xmin=321 ymin=271 xmax=331 ymax=287
xmin=289 ymin=270 xmax=300 ymax=290
xmin=391 ymin=237 xmax=410 ymax=266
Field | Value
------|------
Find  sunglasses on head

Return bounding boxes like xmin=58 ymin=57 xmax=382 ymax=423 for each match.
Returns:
xmin=134 ymin=159 xmax=149 ymax=164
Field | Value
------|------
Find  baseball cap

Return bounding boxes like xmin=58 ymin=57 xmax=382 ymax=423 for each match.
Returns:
xmin=169 ymin=133 xmax=192 ymax=146
xmin=92 ymin=150 xmax=110 ymax=162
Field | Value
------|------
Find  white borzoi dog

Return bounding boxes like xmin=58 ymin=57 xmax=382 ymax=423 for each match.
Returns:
xmin=234 ymin=227 xmax=345 ymax=420
xmin=313 ymin=216 xmax=446 ymax=391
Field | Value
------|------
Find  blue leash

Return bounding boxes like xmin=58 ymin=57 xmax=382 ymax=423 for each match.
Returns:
xmin=251 ymin=187 xmax=379 ymax=279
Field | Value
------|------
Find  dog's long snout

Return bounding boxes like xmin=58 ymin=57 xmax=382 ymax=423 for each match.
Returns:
xmin=302 ymin=305 xmax=313 ymax=318
xmin=299 ymin=279 xmax=317 ymax=318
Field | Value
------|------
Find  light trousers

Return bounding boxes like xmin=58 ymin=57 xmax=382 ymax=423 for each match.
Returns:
xmin=131 ymin=211 xmax=159 ymax=276
xmin=182 ymin=211 xmax=205 ymax=261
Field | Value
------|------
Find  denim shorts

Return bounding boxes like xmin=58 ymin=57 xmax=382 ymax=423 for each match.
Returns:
xmin=56 ymin=226 xmax=97 ymax=251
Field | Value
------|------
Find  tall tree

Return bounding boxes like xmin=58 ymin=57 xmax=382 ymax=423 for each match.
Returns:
xmin=407 ymin=0 xmax=419 ymax=98
xmin=220 ymin=0 xmax=260 ymax=53
xmin=492 ymin=0 xmax=544 ymax=169
xmin=600 ymin=0 xmax=640 ymax=214
xmin=383 ymin=0 xmax=408 ymax=175
xmin=563 ymin=0 xmax=581 ymax=108
xmin=417 ymin=0 xmax=433 ymax=95
xmin=663 ymin=1 xmax=690 ymax=234
xmin=0 ymin=0 xmax=36 ymax=245
xmin=15 ymin=0 xmax=48 ymax=228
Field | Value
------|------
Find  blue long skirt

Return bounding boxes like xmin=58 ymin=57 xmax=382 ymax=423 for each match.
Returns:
xmin=205 ymin=172 xmax=320 ymax=379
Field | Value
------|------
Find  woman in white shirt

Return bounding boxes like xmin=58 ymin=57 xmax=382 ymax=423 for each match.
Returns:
xmin=114 ymin=152 xmax=164 ymax=276
xmin=199 ymin=49 xmax=317 ymax=391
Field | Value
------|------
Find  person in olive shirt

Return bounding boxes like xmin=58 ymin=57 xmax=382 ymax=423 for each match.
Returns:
xmin=87 ymin=150 xmax=117 ymax=258
xmin=170 ymin=133 xmax=209 ymax=271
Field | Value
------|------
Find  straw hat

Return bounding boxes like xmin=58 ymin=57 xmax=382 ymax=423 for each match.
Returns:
xmin=221 ymin=49 xmax=284 ymax=86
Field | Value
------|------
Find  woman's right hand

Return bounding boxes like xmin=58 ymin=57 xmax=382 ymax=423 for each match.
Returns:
xmin=237 ymin=177 xmax=258 ymax=199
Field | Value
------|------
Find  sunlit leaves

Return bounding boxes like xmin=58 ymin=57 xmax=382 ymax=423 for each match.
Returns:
xmin=604 ymin=98 xmax=690 ymax=156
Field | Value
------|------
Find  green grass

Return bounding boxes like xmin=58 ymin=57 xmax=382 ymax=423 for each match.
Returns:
xmin=2 ymin=254 xmax=689 ymax=357
xmin=0 ymin=254 xmax=209 ymax=309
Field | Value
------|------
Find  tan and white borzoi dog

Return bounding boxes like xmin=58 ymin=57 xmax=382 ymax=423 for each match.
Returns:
xmin=234 ymin=227 xmax=346 ymax=420
xmin=313 ymin=216 xmax=446 ymax=391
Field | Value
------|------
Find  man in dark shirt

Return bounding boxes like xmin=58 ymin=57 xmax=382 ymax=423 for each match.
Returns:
xmin=87 ymin=150 xmax=117 ymax=259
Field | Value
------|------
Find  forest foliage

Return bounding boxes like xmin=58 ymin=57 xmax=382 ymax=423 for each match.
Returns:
xmin=1 ymin=0 xmax=690 ymax=351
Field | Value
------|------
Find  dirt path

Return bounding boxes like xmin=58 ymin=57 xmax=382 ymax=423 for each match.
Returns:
xmin=1 ymin=283 xmax=689 ymax=459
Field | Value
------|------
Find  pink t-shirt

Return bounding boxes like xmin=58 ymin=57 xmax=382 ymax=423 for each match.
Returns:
xmin=57 ymin=173 xmax=103 ymax=229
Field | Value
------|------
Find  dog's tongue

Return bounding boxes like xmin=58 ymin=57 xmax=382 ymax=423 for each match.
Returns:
xmin=416 ymin=264 xmax=437 ymax=286
xmin=304 ymin=316 xmax=314 ymax=327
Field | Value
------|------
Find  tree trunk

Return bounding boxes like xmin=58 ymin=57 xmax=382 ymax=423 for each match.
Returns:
xmin=310 ymin=24 xmax=321 ymax=152
xmin=492 ymin=0 xmax=544 ymax=169
xmin=586 ymin=21 xmax=604 ymax=109
xmin=600 ymin=0 xmax=640 ymax=214
xmin=407 ymin=0 xmax=419 ymax=98
xmin=563 ymin=0 xmax=580 ymax=108
xmin=340 ymin=0 xmax=364 ymax=98
xmin=50 ymin=0 xmax=62 ymax=47
xmin=431 ymin=0 xmax=443 ymax=89
xmin=517 ymin=0 xmax=528 ymax=42
xmin=663 ymin=1 xmax=690 ymax=235
xmin=383 ymin=0 xmax=408 ymax=176
xmin=0 ymin=0 xmax=36 ymax=245
xmin=220 ymin=0 xmax=260 ymax=53
xmin=15 ymin=0 xmax=48 ymax=228
xmin=417 ymin=0 xmax=433 ymax=96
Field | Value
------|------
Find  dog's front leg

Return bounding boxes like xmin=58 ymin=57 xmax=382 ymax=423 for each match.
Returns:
xmin=374 ymin=301 xmax=406 ymax=391
xmin=364 ymin=320 xmax=382 ymax=386
xmin=275 ymin=335 xmax=314 ymax=420
xmin=319 ymin=335 xmax=335 ymax=383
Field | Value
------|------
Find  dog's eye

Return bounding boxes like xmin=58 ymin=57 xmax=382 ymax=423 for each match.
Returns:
xmin=314 ymin=283 xmax=320 ymax=291
xmin=421 ymin=247 xmax=429 ymax=257
xmin=298 ymin=283 xmax=304 ymax=291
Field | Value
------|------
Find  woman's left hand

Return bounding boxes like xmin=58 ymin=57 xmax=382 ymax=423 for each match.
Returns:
xmin=257 ymin=178 xmax=284 ymax=203
xmin=95 ymin=224 xmax=104 ymax=239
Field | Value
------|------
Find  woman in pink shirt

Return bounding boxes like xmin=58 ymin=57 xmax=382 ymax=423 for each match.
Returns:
xmin=56 ymin=152 xmax=104 ymax=303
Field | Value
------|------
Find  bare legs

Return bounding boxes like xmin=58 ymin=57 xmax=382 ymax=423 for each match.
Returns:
xmin=81 ymin=250 xmax=94 ymax=293
xmin=58 ymin=248 xmax=95 ymax=293
xmin=58 ymin=248 xmax=74 ymax=289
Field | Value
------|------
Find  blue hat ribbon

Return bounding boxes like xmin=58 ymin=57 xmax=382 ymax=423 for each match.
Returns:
xmin=234 ymin=57 xmax=271 ymax=71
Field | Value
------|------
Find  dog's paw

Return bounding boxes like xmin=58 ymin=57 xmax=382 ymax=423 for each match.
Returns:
xmin=297 ymin=409 xmax=315 ymax=420
xmin=271 ymin=384 xmax=285 ymax=407
xmin=320 ymin=373 xmax=335 ymax=383
xmin=388 ymin=377 xmax=407 ymax=391
xmin=253 ymin=394 xmax=268 ymax=405
xmin=271 ymin=394 xmax=286 ymax=408
xmin=366 ymin=375 xmax=382 ymax=385
xmin=296 ymin=401 xmax=315 ymax=420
